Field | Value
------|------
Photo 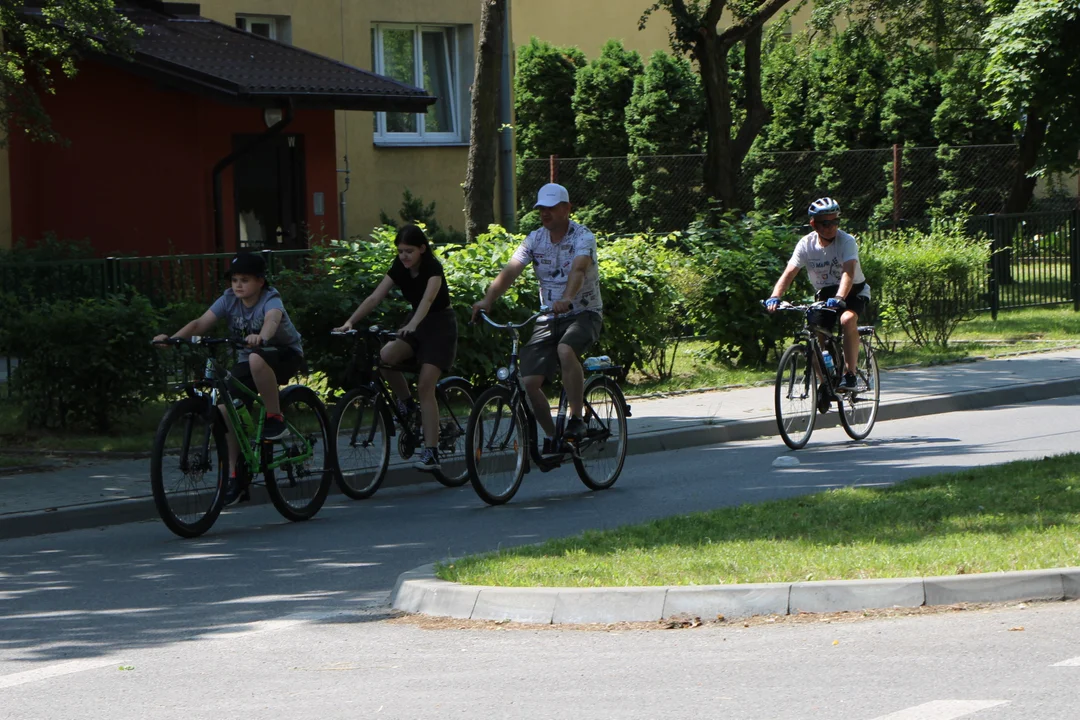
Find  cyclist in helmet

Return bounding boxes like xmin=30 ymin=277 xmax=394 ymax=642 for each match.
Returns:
xmin=765 ymin=197 xmax=871 ymax=398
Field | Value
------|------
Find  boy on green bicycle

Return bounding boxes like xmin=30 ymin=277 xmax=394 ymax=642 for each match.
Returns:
xmin=154 ymin=252 xmax=305 ymax=497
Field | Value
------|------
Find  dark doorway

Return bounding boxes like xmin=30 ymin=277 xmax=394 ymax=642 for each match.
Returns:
xmin=233 ymin=134 xmax=307 ymax=250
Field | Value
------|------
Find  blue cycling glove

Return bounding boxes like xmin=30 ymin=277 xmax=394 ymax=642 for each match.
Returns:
xmin=765 ymin=297 xmax=780 ymax=310
xmin=826 ymin=297 xmax=845 ymax=309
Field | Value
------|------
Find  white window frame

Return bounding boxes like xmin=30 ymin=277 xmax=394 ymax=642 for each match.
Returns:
xmin=236 ymin=14 xmax=290 ymax=44
xmin=372 ymin=24 xmax=462 ymax=145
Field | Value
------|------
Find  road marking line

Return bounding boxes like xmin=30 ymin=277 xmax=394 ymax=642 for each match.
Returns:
xmin=0 ymin=658 xmax=120 ymax=690
xmin=1052 ymin=656 xmax=1080 ymax=666
xmin=868 ymin=700 xmax=1008 ymax=720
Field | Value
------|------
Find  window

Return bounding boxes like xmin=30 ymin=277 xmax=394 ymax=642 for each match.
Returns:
xmin=371 ymin=24 xmax=463 ymax=144
xmin=236 ymin=15 xmax=292 ymax=44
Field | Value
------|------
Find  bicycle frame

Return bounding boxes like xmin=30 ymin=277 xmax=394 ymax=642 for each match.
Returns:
xmin=166 ymin=339 xmax=315 ymax=474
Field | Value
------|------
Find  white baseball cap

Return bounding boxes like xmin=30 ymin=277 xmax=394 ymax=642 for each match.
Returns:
xmin=534 ymin=183 xmax=570 ymax=208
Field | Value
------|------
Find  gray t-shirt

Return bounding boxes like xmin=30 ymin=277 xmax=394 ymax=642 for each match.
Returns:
xmin=788 ymin=229 xmax=871 ymax=299
xmin=208 ymin=286 xmax=303 ymax=360
xmin=511 ymin=221 xmax=603 ymax=316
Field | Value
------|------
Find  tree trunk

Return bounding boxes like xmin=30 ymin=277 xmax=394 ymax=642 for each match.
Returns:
xmin=697 ymin=35 xmax=739 ymax=212
xmin=464 ymin=0 xmax=505 ymax=242
xmin=1004 ymin=104 xmax=1046 ymax=214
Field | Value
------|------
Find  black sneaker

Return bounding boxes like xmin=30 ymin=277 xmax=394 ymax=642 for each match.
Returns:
xmin=262 ymin=415 xmax=288 ymax=440
xmin=223 ymin=474 xmax=245 ymax=505
xmin=414 ymin=447 xmax=440 ymax=472
xmin=837 ymin=373 xmax=859 ymax=393
xmin=563 ymin=416 xmax=587 ymax=442
xmin=541 ymin=437 xmax=560 ymax=457
xmin=817 ymin=383 xmax=831 ymax=415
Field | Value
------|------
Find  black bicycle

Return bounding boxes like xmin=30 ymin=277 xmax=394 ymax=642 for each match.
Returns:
xmin=465 ymin=309 xmax=630 ymax=505
xmin=150 ymin=337 xmax=332 ymax=538
xmin=767 ymin=300 xmax=880 ymax=449
xmin=328 ymin=327 xmax=475 ymax=499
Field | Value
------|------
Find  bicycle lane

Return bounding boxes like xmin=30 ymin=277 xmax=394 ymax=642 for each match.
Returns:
xmin=3 ymin=347 xmax=1080 ymax=539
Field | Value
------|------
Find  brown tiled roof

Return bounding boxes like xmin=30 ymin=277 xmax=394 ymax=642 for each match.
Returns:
xmin=32 ymin=2 xmax=437 ymax=112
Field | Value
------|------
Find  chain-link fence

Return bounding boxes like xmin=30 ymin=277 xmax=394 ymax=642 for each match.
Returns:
xmin=519 ymin=144 xmax=1079 ymax=234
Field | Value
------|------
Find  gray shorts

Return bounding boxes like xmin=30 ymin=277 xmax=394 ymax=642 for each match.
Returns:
xmin=520 ymin=311 xmax=602 ymax=380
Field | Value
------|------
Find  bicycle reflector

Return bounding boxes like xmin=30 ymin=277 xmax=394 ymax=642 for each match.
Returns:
xmin=496 ymin=366 xmax=511 ymax=381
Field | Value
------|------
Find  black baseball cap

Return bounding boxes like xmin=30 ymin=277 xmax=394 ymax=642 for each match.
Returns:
xmin=226 ymin=252 xmax=266 ymax=278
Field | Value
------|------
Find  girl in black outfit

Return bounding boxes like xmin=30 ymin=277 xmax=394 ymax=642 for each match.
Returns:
xmin=335 ymin=225 xmax=458 ymax=471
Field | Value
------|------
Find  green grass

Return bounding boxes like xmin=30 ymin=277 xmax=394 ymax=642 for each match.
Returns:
xmin=437 ymin=454 xmax=1080 ymax=587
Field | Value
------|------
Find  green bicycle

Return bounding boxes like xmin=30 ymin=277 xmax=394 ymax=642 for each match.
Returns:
xmin=150 ymin=337 xmax=332 ymax=538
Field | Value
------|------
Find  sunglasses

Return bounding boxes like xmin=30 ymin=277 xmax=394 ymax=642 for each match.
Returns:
xmin=815 ymin=219 xmax=839 ymax=229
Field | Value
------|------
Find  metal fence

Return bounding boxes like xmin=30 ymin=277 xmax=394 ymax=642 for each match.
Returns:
xmin=0 ymin=248 xmax=312 ymax=305
xmin=521 ymin=144 xmax=1079 ymax=234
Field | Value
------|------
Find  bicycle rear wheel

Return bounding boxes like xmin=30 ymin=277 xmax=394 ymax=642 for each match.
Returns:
xmin=775 ymin=344 xmax=817 ymax=450
xmin=466 ymin=386 xmax=527 ymax=505
xmin=265 ymin=386 xmax=332 ymax=521
xmin=573 ymin=376 xmax=628 ymax=491
xmin=839 ymin=340 xmax=880 ymax=440
xmin=330 ymin=387 xmax=390 ymax=499
xmin=150 ymin=397 xmax=227 ymax=538
xmin=432 ymin=378 xmax=475 ymax=488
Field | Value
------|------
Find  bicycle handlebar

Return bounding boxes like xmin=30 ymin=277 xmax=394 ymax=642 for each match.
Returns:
xmin=331 ymin=326 xmax=399 ymax=341
xmin=477 ymin=304 xmax=564 ymax=330
xmin=760 ymin=299 xmax=829 ymax=312
xmin=152 ymin=336 xmax=247 ymax=348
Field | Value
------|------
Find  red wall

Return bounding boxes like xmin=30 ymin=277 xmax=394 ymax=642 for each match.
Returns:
xmin=8 ymin=60 xmax=339 ymax=256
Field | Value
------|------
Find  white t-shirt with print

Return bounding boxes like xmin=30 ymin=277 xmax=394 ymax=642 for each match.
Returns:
xmin=788 ymin=229 xmax=871 ymax=299
xmin=512 ymin=221 xmax=603 ymax=316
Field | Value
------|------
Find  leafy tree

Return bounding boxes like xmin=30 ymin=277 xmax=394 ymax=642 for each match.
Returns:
xmin=3 ymin=1 xmax=138 ymax=144
xmin=513 ymin=37 xmax=585 ymax=160
xmin=625 ymin=50 xmax=705 ymax=231
xmin=573 ymin=40 xmax=644 ymax=158
xmin=983 ymin=0 xmax=1080 ymax=212
xmin=569 ymin=40 xmax=644 ymax=232
xmin=640 ymin=0 xmax=795 ymax=211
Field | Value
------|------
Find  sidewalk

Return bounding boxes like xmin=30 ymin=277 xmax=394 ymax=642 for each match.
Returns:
xmin=4 ymin=348 xmax=1080 ymax=540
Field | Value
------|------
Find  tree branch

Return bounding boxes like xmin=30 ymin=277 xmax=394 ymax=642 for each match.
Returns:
xmin=704 ymin=0 xmax=728 ymax=32
xmin=718 ymin=0 xmax=792 ymax=46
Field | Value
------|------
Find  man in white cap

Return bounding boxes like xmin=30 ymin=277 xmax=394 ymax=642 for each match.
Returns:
xmin=472 ymin=183 xmax=603 ymax=453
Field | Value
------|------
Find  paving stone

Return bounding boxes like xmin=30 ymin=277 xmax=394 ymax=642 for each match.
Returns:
xmin=789 ymin=577 xmax=925 ymax=614
xmin=924 ymin=569 xmax=1064 ymax=606
xmin=662 ymin=584 xmax=790 ymax=620
xmin=471 ymin=587 xmax=560 ymax=624
xmin=552 ymin=588 xmax=667 ymax=624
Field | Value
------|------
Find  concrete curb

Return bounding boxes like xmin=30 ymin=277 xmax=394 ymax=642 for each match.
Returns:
xmin=4 ymin=373 xmax=1080 ymax=539
xmin=391 ymin=563 xmax=1080 ymax=624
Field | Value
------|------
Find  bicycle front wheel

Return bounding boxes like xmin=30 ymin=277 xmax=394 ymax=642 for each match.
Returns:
xmin=432 ymin=378 xmax=475 ymax=488
xmin=150 ymin=397 xmax=227 ymax=538
xmin=573 ymin=376 xmax=628 ymax=491
xmin=331 ymin=387 xmax=390 ymax=499
xmin=466 ymin=386 xmax=527 ymax=505
xmin=839 ymin=340 xmax=880 ymax=440
xmin=775 ymin=344 xmax=817 ymax=450
xmin=265 ymin=386 xmax=332 ymax=522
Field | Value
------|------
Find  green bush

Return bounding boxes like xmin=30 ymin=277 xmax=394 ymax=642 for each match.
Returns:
xmin=595 ymin=235 xmax=685 ymax=381
xmin=861 ymin=218 xmax=990 ymax=347
xmin=1 ymin=295 xmax=162 ymax=431
xmin=679 ymin=214 xmax=804 ymax=366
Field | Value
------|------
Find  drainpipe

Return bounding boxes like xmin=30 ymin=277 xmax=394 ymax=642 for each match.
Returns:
xmin=338 ymin=155 xmax=351 ymax=240
xmin=212 ymin=100 xmax=295 ymax=253
xmin=497 ymin=0 xmax=516 ymax=230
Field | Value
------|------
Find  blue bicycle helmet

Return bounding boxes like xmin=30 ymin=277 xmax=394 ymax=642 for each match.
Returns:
xmin=808 ymin=197 xmax=841 ymax=217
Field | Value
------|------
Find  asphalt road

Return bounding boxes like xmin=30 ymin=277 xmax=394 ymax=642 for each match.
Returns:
xmin=3 ymin=395 xmax=1080 ymax=719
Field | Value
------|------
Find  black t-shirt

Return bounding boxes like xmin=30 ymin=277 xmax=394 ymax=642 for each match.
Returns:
xmin=387 ymin=256 xmax=451 ymax=312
